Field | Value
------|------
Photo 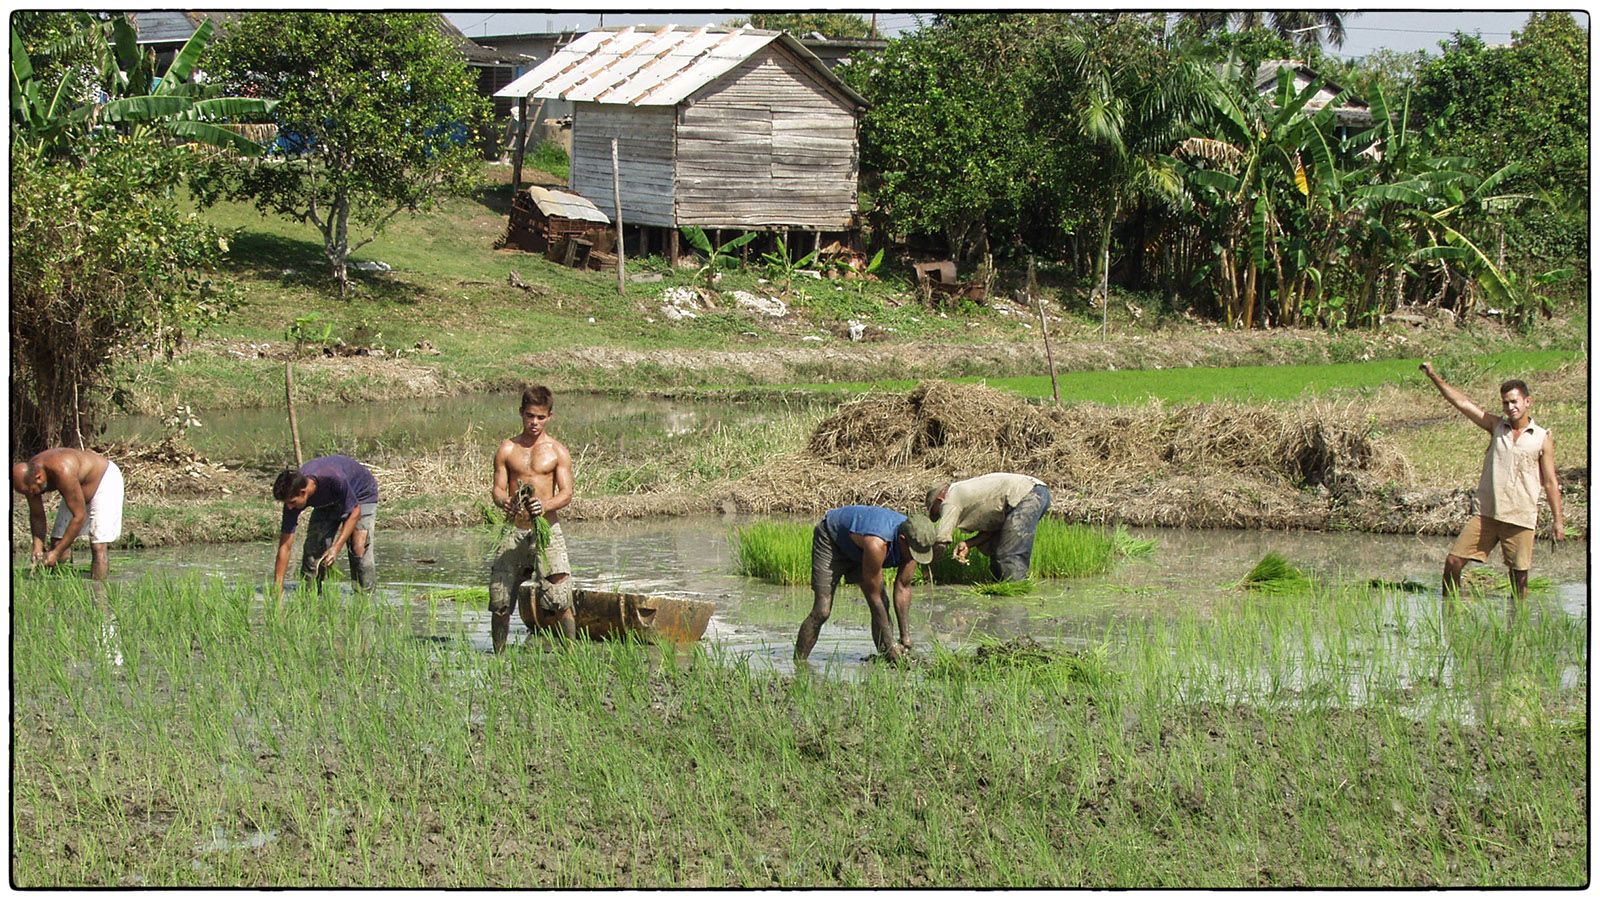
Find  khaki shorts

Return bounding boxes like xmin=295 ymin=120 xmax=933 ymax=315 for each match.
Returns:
xmin=488 ymin=521 xmax=573 ymax=615
xmin=1449 ymin=516 xmax=1535 ymax=572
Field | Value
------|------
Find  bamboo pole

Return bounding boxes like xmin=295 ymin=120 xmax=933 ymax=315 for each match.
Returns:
xmin=1030 ymin=257 xmax=1060 ymax=405
xmin=286 ymin=361 xmax=304 ymax=466
xmin=611 ymin=137 xmax=625 ymax=295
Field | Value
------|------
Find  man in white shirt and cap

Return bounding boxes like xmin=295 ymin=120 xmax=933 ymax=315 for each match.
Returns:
xmin=926 ymin=472 xmax=1052 ymax=582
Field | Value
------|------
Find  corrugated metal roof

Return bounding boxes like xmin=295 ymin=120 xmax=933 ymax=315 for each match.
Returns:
xmin=495 ymin=25 xmax=865 ymax=108
xmin=131 ymin=11 xmax=209 ymax=44
xmin=526 ymin=186 xmax=610 ymax=225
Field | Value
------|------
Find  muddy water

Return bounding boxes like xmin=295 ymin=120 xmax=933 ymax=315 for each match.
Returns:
xmin=103 ymin=392 xmax=815 ymax=468
xmin=62 ymin=517 xmax=1589 ymax=678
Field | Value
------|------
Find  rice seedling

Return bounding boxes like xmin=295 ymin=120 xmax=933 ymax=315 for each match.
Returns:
xmin=1237 ymin=552 xmax=1314 ymax=594
xmin=10 ymin=567 xmax=1585 ymax=888
xmin=730 ymin=521 xmax=813 ymax=585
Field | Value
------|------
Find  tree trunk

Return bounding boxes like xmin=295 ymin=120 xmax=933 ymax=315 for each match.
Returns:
xmin=329 ymin=190 xmax=351 ymax=299
xmin=1242 ymin=259 xmax=1258 ymax=329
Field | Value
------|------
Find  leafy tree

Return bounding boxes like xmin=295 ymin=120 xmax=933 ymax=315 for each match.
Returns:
xmin=1036 ymin=15 xmax=1213 ymax=304
xmin=842 ymin=14 xmax=1066 ymax=261
xmin=722 ymin=13 xmax=873 ymax=39
xmin=205 ymin=12 xmax=491 ymax=297
xmin=1410 ymin=13 xmax=1588 ymax=275
xmin=9 ymin=12 xmax=267 ymax=453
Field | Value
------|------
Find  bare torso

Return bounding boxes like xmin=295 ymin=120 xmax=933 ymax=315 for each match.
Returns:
xmin=495 ymin=433 xmax=571 ymax=529
xmin=35 ymin=448 xmax=109 ymax=499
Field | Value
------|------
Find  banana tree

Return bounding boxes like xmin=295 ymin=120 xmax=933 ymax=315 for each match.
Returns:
xmin=11 ymin=13 xmax=274 ymax=158
xmin=1176 ymin=61 xmax=1344 ymax=327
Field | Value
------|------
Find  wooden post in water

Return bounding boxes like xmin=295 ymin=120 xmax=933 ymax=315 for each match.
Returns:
xmin=611 ymin=137 xmax=625 ymax=295
xmin=1030 ymin=256 xmax=1060 ymax=405
xmin=285 ymin=361 xmax=304 ymax=466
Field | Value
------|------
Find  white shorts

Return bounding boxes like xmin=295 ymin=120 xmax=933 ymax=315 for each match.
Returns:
xmin=51 ymin=461 xmax=124 ymax=545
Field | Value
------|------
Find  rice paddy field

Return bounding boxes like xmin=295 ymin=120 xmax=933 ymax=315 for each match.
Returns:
xmin=11 ymin=550 xmax=1586 ymax=887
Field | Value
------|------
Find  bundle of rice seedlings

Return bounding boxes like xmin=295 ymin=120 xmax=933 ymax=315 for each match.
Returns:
xmin=1112 ymin=525 xmax=1158 ymax=559
xmin=732 ymin=521 xmax=813 ymax=585
xmin=1238 ymin=552 xmax=1313 ymax=594
xmin=420 ymin=586 xmax=489 ymax=604
xmin=1029 ymin=520 xmax=1121 ymax=578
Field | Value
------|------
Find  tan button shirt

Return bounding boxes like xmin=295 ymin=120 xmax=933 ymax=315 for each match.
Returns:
xmin=934 ymin=473 xmax=1045 ymax=543
xmin=1476 ymin=419 xmax=1547 ymax=530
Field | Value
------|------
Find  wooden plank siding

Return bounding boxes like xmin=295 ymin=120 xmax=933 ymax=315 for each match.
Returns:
xmin=569 ymin=102 xmax=677 ymax=227
xmin=674 ymin=44 xmax=859 ymax=229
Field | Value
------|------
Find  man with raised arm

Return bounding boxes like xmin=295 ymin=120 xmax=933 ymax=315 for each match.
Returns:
xmin=272 ymin=454 xmax=380 ymax=593
xmin=1421 ymin=362 xmax=1564 ymax=601
xmin=795 ymin=504 xmax=936 ymax=663
xmin=489 ymin=385 xmax=575 ymax=652
xmin=12 ymin=447 xmax=124 ymax=581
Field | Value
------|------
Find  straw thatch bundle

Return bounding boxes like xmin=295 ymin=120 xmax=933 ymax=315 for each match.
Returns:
xmin=745 ymin=379 xmax=1435 ymax=531
xmin=804 ymin=380 xmax=1410 ymax=492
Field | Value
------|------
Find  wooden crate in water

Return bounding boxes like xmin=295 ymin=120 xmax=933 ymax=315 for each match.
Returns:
xmin=520 ymin=587 xmax=714 ymax=644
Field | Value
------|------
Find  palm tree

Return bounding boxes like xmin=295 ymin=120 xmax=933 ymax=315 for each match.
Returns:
xmin=1041 ymin=16 xmax=1213 ymax=315
xmin=1176 ymin=11 xmax=1347 ymax=51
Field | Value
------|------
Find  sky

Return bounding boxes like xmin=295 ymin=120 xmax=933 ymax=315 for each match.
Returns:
xmin=442 ymin=8 xmax=1586 ymax=59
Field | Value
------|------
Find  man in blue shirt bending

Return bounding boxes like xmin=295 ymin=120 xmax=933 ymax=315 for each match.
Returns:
xmin=795 ymin=504 xmax=936 ymax=663
xmin=271 ymin=454 xmax=380 ymax=593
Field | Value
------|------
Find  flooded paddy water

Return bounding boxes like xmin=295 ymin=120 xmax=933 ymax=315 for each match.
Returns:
xmin=62 ymin=517 xmax=1588 ymax=686
xmin=103 ymin=391 xmax=814 ymax=469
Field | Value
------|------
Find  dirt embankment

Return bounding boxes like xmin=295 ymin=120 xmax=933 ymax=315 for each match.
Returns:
xmin=710 ymin=380 xmax=1572 ymax=536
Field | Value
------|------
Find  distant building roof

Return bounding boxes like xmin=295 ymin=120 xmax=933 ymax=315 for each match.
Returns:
xmin=1255 ymin=59 xmax=1373 ymax=128
xmin=495 ymin=25 xmax=867 ymax=108
xmin=525 ymin=186 xmax=610 ymax=225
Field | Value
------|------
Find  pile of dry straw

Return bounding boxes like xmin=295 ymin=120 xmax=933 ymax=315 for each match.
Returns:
xmin=721 ymin=380 xmax=1472 ymax=533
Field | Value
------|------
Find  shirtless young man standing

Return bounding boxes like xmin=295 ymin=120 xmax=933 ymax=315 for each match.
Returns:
xmin=12 ymin=447 xmax=124 ymax=581
xmin=488 ymin=385 xmax=576 ymax=652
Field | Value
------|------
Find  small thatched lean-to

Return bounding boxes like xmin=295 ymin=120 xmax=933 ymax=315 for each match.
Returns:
xmin=495 ymin=25 xmax=866 ymax=253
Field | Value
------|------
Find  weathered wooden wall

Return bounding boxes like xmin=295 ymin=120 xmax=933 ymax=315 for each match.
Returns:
xmin=675 ymin=44 xmax=859 ymax=229
xmin=570 ymin=103 xmax=677 ymax=227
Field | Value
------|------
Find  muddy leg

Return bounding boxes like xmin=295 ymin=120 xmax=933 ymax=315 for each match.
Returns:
xmin=490 ymin=612 xmax=511 ymax=654
xmin=795 ymin=586 xmax=835 ymax=661
xmin=89 ymin=542 xmax=110 ymax=582
xmin=547 ymin=574 xmax=577 ymax=640
xmin=1508 ymin=568 xmax=1529 ymax=603
xmin=1442 ymin=554 xmax=1468 ymax=600
xmin=348 ymin=525 xmax=374 ymax=591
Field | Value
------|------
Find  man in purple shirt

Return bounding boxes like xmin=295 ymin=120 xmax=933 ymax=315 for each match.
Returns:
xmin=271 ymin=454 xmax=380 ymax=592
xmin=795 ymin=504 xmax=936 ymax=664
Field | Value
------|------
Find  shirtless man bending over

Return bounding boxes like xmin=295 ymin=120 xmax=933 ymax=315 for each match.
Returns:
xmin=12 ymin=447 xmax=124 ymax=581
xmin=488 ymin=384 xmax=576 ymax=652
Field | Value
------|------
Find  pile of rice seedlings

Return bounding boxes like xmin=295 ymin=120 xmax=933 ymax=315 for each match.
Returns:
xmin=923 ymin=637 xmax=1119 ymax=690
xmin=1237 ymin=552 xmax=1314 ymax=594
xmin=731 ymin=521 xmax=813 ymax=585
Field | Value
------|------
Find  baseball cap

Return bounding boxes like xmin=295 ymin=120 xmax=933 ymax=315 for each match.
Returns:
xmin=902 ymin=513 xmax=936 ymax=565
